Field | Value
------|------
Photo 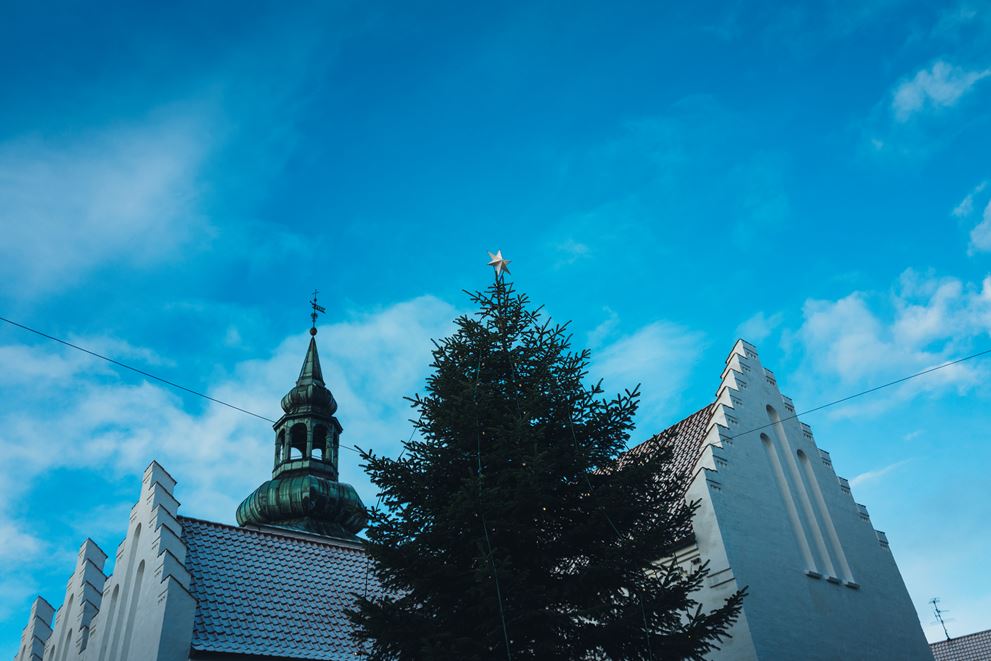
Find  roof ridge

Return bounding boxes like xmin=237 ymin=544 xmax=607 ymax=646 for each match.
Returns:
xmin=178 ymin=515 xmax=366 ymax=551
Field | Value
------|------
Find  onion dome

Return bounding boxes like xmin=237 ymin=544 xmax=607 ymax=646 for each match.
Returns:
xmin=236 ymin=325 xmax=366 ymax=539
xmin=281 ymin=337 xmax=338 ymax=415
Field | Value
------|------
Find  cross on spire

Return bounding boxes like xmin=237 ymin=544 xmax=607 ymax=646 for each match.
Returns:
xmin=310 ymin=289 xmax=326 ymax=336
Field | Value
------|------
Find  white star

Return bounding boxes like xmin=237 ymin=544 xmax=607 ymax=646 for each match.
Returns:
xmin=487 ymin=250 xmax=511 ymax=276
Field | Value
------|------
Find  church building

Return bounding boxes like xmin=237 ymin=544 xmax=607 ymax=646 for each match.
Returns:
xmin=627 ymin=339 xmax=933 ymax=659
xmin=13 ymin=334 xmax=933 ymax=660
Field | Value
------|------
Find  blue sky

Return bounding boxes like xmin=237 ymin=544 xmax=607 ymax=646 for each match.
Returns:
xmin=1 ymin=0 xmax=990 ymax=652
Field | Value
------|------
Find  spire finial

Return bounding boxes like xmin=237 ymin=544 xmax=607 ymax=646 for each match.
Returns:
xmin=310 ymin=289 xmax=326 ymax=336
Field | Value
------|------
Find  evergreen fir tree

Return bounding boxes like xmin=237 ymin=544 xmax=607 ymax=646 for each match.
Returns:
xmin=349 ymin=277 xmax=745 ymax=660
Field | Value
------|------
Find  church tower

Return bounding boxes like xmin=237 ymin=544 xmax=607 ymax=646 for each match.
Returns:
xmin=236 ymin=313 xmax=367 ymax=539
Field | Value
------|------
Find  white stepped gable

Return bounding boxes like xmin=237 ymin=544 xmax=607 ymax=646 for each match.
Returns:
xmin=673 ymin=339 xmax=932 ymax=660
xmin=13 ymin=598 xmax=55 ymax=661
xmin=20 ymin=462 xmax=197 ymax=661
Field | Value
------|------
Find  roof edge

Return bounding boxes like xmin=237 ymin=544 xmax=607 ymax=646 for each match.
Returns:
xmin=177 ymin=515 xmax=366 ymax=551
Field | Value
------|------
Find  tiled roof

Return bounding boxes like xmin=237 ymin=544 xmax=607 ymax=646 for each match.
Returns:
xmin=931 ymin=629 xmax=991 ymax=661
xmin=177 ymin=409 xmax=716 ymax=658
xmin=626 ymin=404 xmax=715 ymax=487
xmin=180 ymin=516 xmax=383 ymax=660
xmin=623 ymin=404 xmax=715 ymax=548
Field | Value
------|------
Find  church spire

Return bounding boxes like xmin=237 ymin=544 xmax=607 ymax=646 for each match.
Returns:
xmin=297 ymin=336 xmax=325 ymax=385
xmin=235 ymin=294 xmax=366 ymax=539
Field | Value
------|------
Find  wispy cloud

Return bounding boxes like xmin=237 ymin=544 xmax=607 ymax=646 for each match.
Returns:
xmin=0 ymin=295 xmax=457 ymax=627
xmin=791 ymin=269 xmax=991 ymax=416
xmin=736 ymin=311 xmax=784 ymax=344
xmin=0 ymin=114 xmax=213 ymax=296
xmin=594 ymin=320 xmax=705 ymax=435
xmin=586 ymin=307 xmax=619 ymax=349
xmin=554 ymin=238 xmax=591 ymax=267
xmin=849 ymin=459 xmax=911 ymax=488
xmin=892 ymin=61 xmax=991 ymax=122
xmin=952 ymin=181 xmax=987 ymax=218
xmin=967 ymin=199 xmax=991 ymax=254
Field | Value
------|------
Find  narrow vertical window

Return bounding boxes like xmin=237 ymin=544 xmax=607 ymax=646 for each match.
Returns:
xmin=118 ymin=561 xmax=145 ymax=660
xmin=761 ymin=433 xmax=817 ymax=574
xmin=108 ymin=523 xmax=141 ymax=661
xmin=97 ymin=584 xmax=120 ymax=660
xmin=798 ymin=449 xmax=855 ymax=584
xmin=55 ymin=595 xmax=73 ymax=661
xmin=768 ymin=405 xmax=837 ymax=579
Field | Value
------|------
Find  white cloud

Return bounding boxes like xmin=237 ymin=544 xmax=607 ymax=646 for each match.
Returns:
xmin=593 ymin=321 xmax=705 ymax=434
xmin=892 ymin=61 xmax=991 ymax=122
xmin=586 ymin=307 xmax=619 ymax=348
xmin=0 ymin=115 xmax=212 ymax=296
xmin=793 ymin=270 xmax=991 ymax=416
xmin=967 ymin=199 xmax=991 ymax=253
xmin=952 ymin=181 xmax=987 ymax=218
xmin=32 ymin=296 xmax=453 ymax=512
xmin=736 ymin=311 xmax=784 ymax=344
xmin=554 ymin=239 xmax=591 ymax=267
xmin=0 ymin=521 xmax=43 ymax=563
xmin=0 ymin=295 xmax=457 ymax=627
xmin=849 ymin=459 xmax=911 ymax=488
xmin=0 ymin=574 xmax=37 ymax=623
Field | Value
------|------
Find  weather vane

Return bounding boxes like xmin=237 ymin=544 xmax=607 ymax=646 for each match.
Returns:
xmin=310 ymin=289 xmax=326 ymax=336
xmin=487 ymin=250 xmax=511 ymax=278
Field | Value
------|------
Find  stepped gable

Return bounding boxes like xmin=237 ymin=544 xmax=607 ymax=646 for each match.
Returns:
xmin=931 ymin=628 xmax=991 ymax=661
xmin=180 ymin=516 xmax=383 ymax=660
xmin=13 ymin=597 xmax=54 ymax=661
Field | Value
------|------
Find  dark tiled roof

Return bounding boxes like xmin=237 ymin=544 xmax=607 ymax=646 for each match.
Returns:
xmin=623 ymin=405 xmax=715 ymax=548
xmin=626 ymin=404 xmax=715 ymax=486
xmin=180 ymin=516 xmax=383 ymax=660
xmin=931 ymin=629 xmax=991 ymax=661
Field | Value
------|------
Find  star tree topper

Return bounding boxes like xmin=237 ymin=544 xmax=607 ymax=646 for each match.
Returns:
xmin=487 ymin=250 xmax=511 ymax=276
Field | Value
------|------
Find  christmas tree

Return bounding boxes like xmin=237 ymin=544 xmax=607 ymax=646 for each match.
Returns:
xmin=350 ymin=267 xmax=744 ymax=660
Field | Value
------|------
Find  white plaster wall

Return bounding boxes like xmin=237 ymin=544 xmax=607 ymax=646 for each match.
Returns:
xmin=13 ymin=597 xmax=55 ymax=661
xmin=24 ymin=461 xmax=197 ymax=661
xmin=683 ymin=340 xmax=933 ymax=660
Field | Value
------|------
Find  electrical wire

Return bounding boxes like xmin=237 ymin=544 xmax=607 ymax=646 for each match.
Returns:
xmin=7 ymin=308 xmax=988 ymax=658
xmin=726 ymin=346 xmax=991 ymax=441
xmin=5 ymin=315 xmax=990 ymax=455
xmin=0 ymin=314 xmax=368 ymax=452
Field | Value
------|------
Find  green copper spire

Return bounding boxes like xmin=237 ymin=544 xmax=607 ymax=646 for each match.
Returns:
xmin=297 ymin=336 xmax=325 ymax=385
xmin=236 ymin=300 xmax=367 ymax=539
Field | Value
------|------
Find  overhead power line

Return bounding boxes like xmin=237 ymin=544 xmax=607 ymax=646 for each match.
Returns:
xmin=0 ymin=315 xmax=369 ymax=452
xmin=0 ymin=315 xmax=277 ymax=423
xmin=3 ymin=314 xmax=990 ymax=457
xmin=727 ymin=347 xmax=991 ymax=441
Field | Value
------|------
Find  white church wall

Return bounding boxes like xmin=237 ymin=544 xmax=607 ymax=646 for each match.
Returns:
xmin=36 ymin=539 xmax=107 ymax=661
xmin=13 ymin=597 xmax=55 ymax=661
xmin=685 ymin=340 xmax=932 ymax=660
xmin=676 ymin=479 xmax=758 ymax=660
xmin=24 ymin=461 xmax=197 ymax=661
